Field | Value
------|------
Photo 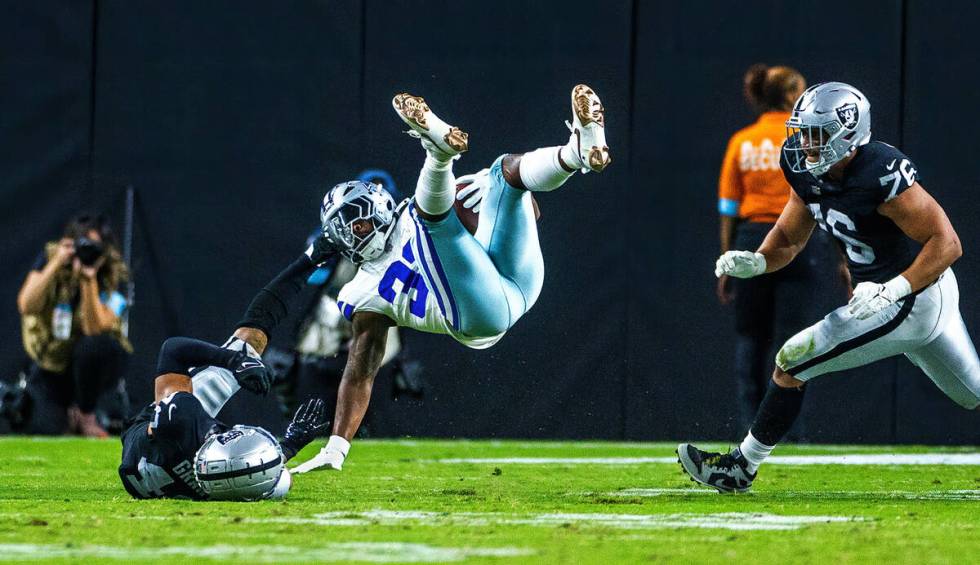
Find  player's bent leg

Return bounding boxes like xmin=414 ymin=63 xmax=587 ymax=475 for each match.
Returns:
xmin=410 ymin=205 xmax=522 ymax=338
xmin=679 ymin=291 xmax=940 ymax=493
xmin=776 ymin=297 xmax=925 ymax=381
xmin=781 ymin=268 xmax=958 ymax=382
xmin=471 ymin=154 xmax=546 ymax=315
xmin=905 ymin=310 xmax=980 ymax=409
xmin=393 ymin=92 xmax=467 ymax=218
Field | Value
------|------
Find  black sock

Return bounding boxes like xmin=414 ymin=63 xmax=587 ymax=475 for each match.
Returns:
xmin=155 ymin=337 xmax=239 ymax=377
xmin=749 ymin=381 xmax=806 ymax=446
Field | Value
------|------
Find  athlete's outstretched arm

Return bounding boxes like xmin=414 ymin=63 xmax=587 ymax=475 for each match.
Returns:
xmin=879 ymin=182 xmax=962 ymax=291
xmin=234 ymin=236 xmax=338 ymax=353
xmin=756 ymin=190 xmax=817 ymax=273
xmin=333 ymin=312 xmax=393 ymax=440
xmin=154 ymin=238 xmax=336 ymax=403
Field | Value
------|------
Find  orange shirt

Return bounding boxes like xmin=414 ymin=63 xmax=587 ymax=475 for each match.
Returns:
xmin=718 ymin=111 xmax=791 ymax=223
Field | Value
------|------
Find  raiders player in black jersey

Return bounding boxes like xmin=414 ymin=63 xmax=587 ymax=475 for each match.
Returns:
xmin=679 ymin=82 xmax=980 ymax=492
xmin=118 ymin=238 xmax=338 ymax=500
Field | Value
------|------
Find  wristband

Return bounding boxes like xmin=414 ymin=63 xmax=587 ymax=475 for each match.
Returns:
xmin=884 ymin=275 xmax=912 ymax=300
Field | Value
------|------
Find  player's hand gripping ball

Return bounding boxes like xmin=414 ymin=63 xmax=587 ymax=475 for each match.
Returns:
xmin=453 ymin=168 xmax=540 ymax=236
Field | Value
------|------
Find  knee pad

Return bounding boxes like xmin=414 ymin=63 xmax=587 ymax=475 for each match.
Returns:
xmin=775 ymin=328 xmax=816 ymax=373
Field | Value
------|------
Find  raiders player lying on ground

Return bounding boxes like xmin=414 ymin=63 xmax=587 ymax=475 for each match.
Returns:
xmin=118 ymin=241 xmax=337 ymax=500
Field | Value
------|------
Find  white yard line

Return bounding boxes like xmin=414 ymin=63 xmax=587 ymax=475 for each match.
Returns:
xmin=433 ymin=453 xmax=980 ymax=465
xmin=602 ymin=488 xmax=980 ymax=500
xmin=0 ymin=542 xmax=531 ymax=563
xmin=246 ymin=510 xmax=864 ymax=532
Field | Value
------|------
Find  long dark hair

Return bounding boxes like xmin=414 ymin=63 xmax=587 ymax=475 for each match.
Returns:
xmin=61 ymin=213 xmax=128 ymax=288
xmin=744 ymin=64 xmax=806 ymax=113
xmin=62 ymin=213 xmax=118 ymax=247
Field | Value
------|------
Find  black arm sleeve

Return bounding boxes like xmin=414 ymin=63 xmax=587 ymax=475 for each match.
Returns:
xmin=155 ymin=337 xmax=238 ymax=376
xmin=236 ymin=253 xmax=317 ymax=337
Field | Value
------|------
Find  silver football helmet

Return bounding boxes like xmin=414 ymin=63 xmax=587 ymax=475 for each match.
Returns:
xmin=194 ymin=425 xmax=290 ymax=501
xmin=320 ymin=180 xmax=397 ymax=264
xmin=784 ymin=82 xmax=871 ymax=176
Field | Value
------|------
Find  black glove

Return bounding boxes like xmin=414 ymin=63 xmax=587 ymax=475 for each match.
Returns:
xmin=229 ymin=348 xmax=273 ymax=395
xmin=309 ymin=234 xmax=340 ymax=266
xmin=281 ymin=398 xmax=329 ymax=460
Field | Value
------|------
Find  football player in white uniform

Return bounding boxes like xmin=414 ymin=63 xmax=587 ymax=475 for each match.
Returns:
xmin=678 ymin=82 xmax=980 ymax=493
xmin=292 ymin=85 xmax=610 ymax=473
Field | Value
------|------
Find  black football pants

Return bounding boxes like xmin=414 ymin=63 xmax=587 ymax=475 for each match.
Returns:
xmin=27 ymin=334 xmax=129 ymax=434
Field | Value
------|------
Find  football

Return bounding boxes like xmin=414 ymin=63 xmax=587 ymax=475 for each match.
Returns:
xmin=454 ymin=181 xmax=541 ymax=236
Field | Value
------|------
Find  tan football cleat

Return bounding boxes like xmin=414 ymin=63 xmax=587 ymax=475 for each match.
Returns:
xmin=392 ymin=92 xmax=469 ymax=158
xmin=566 ymin=84 xmax=610 ymax=173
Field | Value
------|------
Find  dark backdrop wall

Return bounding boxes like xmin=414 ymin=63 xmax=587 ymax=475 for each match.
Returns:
xmin=1 ymin=0 xmax=977 ymax=443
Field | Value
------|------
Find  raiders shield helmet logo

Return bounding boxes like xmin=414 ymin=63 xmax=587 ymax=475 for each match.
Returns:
xmin=216 ymin=429 xmax=244 ymax=445
xmin=836 ymin=103 xmax=859 ymax=129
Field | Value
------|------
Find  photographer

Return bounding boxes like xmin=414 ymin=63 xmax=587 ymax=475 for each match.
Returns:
xmin=16 ymin=214 xmax=132 ymax=437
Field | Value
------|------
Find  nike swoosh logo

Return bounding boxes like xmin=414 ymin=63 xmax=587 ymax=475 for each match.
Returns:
xmin=886 ymin=159 xmax=897 ymax=170
xmin=237 ymin=361 xmax=263 ymax=373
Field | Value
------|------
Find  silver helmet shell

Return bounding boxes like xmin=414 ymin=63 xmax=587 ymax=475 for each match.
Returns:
xmin=784 ymin=82 xmax=871 ymax=176
xmin=320 ymin=180 xmax=397 ymax=264
xmin=194 ymin=425 xmax=287 ymax=501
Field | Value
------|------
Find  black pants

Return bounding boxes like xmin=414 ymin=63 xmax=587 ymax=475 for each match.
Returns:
xmin=731 ymin=222 xmax=842 ymax=436
xmin=27 ymin=334 xmax=129 ymax=434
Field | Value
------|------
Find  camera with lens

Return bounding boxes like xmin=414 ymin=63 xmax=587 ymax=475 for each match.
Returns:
xmin=74 ymin=237 xmax=104 ymax=267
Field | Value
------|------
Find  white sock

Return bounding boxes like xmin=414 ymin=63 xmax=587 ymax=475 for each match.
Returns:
xmin=325 ymin=435 xmax=351 ymax=457
xmin=415 ymin=152 xmax=456 ymax=215
xmin=738 ymin=431 xmax=775 ymax=474
xmin=559 ymin=134 xmax=585 ymax=171
xmin=518 ymin=147 xmax=575 ymax=192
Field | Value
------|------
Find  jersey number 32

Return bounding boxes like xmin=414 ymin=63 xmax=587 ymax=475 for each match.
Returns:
xmin=378 ymin=242 xmax=429 ymax=318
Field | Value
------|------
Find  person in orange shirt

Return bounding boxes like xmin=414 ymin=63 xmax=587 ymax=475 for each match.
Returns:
xmin=717 ymin=64 xmax=845 ymax=434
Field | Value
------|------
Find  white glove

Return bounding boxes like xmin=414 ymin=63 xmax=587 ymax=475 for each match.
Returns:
xmin=715 ymin=251 xmax=767 ymax=279
xmin=455 ymin=168 xmax=491 ymax=213
xmin=847 ymin=276 xmax=911 ymax=320
xmin=290 ymin=435 xmax=350 ymax=473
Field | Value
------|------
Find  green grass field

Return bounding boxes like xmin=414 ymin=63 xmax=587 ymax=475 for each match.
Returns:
xmin=1 ymin=438 xmax=978 ymax=563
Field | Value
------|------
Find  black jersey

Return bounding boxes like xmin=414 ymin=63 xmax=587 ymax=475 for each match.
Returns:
xmin=780 ymin=140 xmax=920 ymax=284
xmin=118 ymin=391 xmax=227 ymax=500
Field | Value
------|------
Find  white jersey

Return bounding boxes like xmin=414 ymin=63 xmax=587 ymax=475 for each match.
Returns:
xmin=335 ymin=204 xmax=503 ymax=349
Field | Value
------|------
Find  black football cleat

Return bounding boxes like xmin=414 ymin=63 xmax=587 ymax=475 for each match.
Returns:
xmin=676 ymin=443 xmax=756 ymax=493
